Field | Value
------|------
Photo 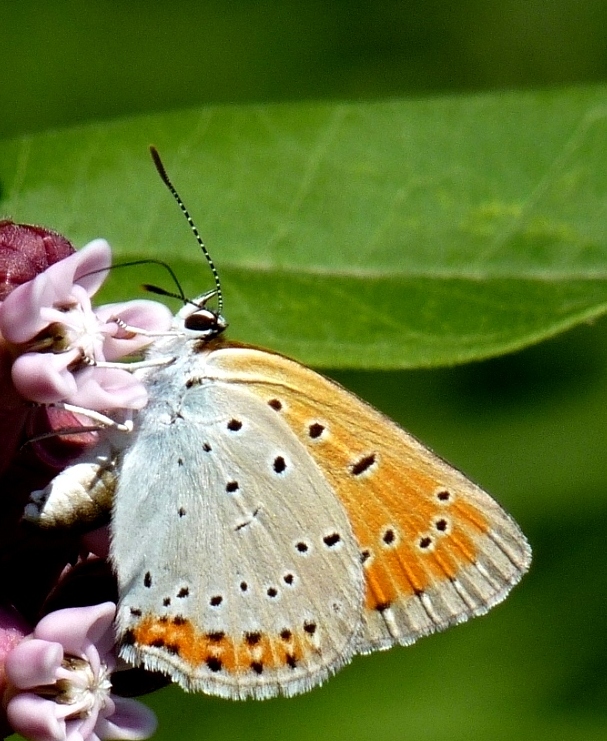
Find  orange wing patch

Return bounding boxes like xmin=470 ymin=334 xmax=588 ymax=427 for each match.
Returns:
xmin=258 ymin=388 xmax=490 ymax=611
xmin=126 ymin=615 xmax=318 ymax=676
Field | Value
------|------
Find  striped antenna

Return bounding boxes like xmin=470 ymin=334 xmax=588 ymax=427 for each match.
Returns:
xmin=150 ymin=146 xmax=223 ymax=314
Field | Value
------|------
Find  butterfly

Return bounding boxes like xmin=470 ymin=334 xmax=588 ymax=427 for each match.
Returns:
xmin=30 ymin=149 xmax=532 ymax=701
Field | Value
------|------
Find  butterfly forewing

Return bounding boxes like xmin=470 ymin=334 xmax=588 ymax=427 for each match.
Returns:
xmin=112 ymin=345 xmax=364 ymax=700
xmin=205 ymin=344 xmax=532 ymax=652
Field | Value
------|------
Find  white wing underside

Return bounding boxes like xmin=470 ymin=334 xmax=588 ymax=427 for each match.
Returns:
xmin=112 ymin=380 xmax=365 ymax=699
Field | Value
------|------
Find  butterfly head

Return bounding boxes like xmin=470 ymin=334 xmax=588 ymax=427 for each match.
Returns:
xmin=176 ymin=289 xmax=228 ymax=340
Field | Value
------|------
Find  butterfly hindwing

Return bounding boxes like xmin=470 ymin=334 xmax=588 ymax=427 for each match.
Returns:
xmin=112 ymin=340 xmax=364 ymax=700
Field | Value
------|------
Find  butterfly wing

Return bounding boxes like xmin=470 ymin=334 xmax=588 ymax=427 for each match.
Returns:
xmin=112 ymin=369 xmax=364 ymax=700
xmin=204 ymin=344 xmax=532 ymax=654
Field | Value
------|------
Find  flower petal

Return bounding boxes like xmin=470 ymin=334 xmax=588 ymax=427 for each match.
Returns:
xmin=69 ymin=367 xmax=148 ymax=410
xmin=67 ymin=703 xmax=104 ymax=741
xmin=5 ymin=639 xmax=64 ymax=688
xmin=0 ymin=240 xmax=111 ymax=344
xmin=72 ymin=240 xmax=112 ymax=296
xmin=65 ymin=721 xmax=88 ymax=741
xmin=0 ymin=271 xmax=63 ymax=343
xmin=34 ymin=603 xmax=116 ymax=659
xmin=7 ymin=693 xmax=66 ymax=741
xmin=95 ymin=301 xmax=173 ymax=360
xmin=11 ymin=350 xmax=80 ymax=404
xmin=96 ymin=697 xmax=158 ymax=741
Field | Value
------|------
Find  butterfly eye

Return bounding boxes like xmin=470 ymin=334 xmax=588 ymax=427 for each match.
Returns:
xmin=184 ymin=309 xmax=227 ymax=336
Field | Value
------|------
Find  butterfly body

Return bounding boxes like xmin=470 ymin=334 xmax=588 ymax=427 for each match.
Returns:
xmin=110 ymin=299 xmax=531 ymax=700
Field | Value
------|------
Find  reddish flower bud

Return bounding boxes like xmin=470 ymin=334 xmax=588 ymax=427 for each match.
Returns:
xmin=0 ymin=221 xmax=75 ymax=301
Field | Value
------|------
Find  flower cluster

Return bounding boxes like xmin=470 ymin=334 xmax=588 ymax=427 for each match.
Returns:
xmin=0 ymin=235 xmax=171 ymax=411
xmin=0 ymin=221 xmax=173 ymax=741
xmin=3 ymin=603 xmax=157 ymax=741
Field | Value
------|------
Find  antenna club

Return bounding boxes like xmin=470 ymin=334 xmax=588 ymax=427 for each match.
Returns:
xmin=149 ymin=146 xmax=171 ymax=187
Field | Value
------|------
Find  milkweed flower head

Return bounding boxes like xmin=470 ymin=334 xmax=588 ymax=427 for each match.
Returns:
xmin=3 ymin=603 xmax=157 ymax=741
xmin=0 ymin=231 xmax=172 ymax=411
xmin=0 ymin=221 xmax=173 ymax=740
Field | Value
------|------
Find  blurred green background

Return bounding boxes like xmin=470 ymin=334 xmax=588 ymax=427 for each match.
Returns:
xmin=3 ymin=0 xmax=607 ymax=139
xmin=2 ymin=2 xmax=607 ymax=740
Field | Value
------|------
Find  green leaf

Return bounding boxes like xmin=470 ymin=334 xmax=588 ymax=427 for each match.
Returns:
xmin=2 ymin=86 xmax=607 ymax=368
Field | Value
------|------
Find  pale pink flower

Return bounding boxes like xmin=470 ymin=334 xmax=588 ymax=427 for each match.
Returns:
xmin=4 ymin=603 xmax=157 ymax=741
xmin=0 ymin=239 xmax=172 ymax=411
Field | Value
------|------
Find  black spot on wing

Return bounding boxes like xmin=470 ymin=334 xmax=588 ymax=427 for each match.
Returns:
xmin=286 ymin=654 xmax=297 ymax=669
xmin=206 ymin=657 xmax=222 ymax=672
xmin=308 ymin=422 xmax=325 ymax=439
xmin=350 ymin=453 xmax=376 ymax=476
xmin=273 ymin=456 xmax=287 ymax=474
